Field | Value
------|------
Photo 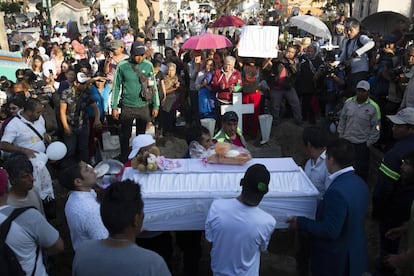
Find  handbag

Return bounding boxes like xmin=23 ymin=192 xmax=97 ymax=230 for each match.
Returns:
xmin=102 ymin=131 xmax=120 ymax=151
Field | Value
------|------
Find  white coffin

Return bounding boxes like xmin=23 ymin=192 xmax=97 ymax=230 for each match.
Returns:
xmin=121 ymin=158 xmax=319 ymax=230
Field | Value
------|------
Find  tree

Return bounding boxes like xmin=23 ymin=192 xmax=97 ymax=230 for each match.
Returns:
xmin=129 ymin=0 xmax=138 ymax=30
xmin=129 ymin=0 xmax=156 ymax=38
xmin=142 ymin=0 xmax=156 ymax=39
xmin=0 ymin=2 xmax=21 ymax=14
xmin=209 ymin=0 xmax=243 ymax=16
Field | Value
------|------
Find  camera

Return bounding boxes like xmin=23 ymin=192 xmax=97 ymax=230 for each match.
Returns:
xmin=327 ymin=110 xmax=340 ymax=124
xmin=320 ymin=63 xmax=336 ymax=76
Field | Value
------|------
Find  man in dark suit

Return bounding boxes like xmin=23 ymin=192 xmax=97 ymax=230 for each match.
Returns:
xmin=289 ymin=138 xmax=369 ymax=276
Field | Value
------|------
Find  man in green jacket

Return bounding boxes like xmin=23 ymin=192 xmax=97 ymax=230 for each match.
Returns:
xmin=111 ymin=42 xmax=160 ymax=162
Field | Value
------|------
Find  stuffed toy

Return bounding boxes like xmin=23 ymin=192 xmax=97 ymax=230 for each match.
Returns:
xmin=131 ymin=146 xmax=161 ymax=172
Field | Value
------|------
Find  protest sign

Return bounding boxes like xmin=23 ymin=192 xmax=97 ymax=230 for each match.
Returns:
xmin=238 ymin=26 xmax=279 ymax=58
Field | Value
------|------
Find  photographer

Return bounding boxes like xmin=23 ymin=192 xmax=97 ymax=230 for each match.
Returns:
xmin=314 ymin=51 xmax=346 ymax=126
xmin=400 ymin=45 xmax=414 ymax=109
xmin=262 ymin=45 xmax=302 ymax=126
xmin=339 ymin=19 xmax=375 ymax=96
xmin=296 ymin=44 xmax=323 ymax=124
xmin=371 ymin=34 xmax=401 ymax=112
xmin=103 ymin=40 xmax=129 ymax=85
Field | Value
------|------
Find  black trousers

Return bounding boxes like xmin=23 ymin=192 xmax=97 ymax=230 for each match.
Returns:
xmin=118 ymin=106 xmax=150 ymax=162
xmin=352 ymin=142 xmax=370 ymax=182
xmin=175 ymin=231 xmax=202 ymax=276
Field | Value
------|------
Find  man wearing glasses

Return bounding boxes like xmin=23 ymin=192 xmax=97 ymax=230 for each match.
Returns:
xmin=339 ymin=18 xmax=375 ymax=96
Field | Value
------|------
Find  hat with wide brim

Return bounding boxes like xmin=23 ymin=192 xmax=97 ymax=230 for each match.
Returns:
xmin=128 ymin=134 xmax=156 ymax=159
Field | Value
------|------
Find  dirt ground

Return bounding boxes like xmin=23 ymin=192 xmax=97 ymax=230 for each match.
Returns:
xmin=50 ymin=119 xmax=381 ymax=276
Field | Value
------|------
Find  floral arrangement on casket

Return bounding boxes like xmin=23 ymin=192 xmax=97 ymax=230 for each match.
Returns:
xmin=207 ymin=142 xmax=252 ymax=165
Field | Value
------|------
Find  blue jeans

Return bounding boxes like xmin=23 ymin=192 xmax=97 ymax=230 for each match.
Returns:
xmin=62 ymin=124 xmax=90 ymax=167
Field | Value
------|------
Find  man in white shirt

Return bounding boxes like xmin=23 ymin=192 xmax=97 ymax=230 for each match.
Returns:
xmin=205 ymin=164 xmax=276 ymax=276
xmin=296 ymin=127 xmax=331 ymax=276
xmin=302 ymin=126 xmax=331 ymax=196
xmin=0 ymin=98 xmax=54 ymax=202
xmin=60 ymin=160 xmax=108 ymax=251
xmin=0 ymin=167 xmax=64 ymax=275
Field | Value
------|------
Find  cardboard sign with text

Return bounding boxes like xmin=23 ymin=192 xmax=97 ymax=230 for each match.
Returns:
xmin=238 ymin=26 xmax=279 ymax=58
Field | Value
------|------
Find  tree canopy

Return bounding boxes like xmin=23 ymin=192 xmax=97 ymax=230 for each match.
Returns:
xmin=0 ymin=2 xmax=21 ymax=14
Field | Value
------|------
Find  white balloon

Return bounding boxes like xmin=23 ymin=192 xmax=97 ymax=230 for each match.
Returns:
xmin=46 ymin=141 xmax=67 ymax=161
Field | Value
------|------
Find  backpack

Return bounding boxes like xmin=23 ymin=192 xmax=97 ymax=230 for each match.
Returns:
xmin=0 ymin=207 xmax=38 ymax=276
xmin=129 ymin=62 xmax=156 ymax=102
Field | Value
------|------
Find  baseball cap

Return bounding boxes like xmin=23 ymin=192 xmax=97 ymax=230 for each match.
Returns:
xmin=222 ymin=111 xmax=238 ymax=122
xmin=136 ymin=31 xmax=145 ymax=39
xmin=386 ymin=107 xmax=414 ymax=125
xmin=240 ymin=164 xmax=270 ymax=206
xmin=130 ymin=42 xmax=146 ymax=57
xmin=110 ymin=40 xmax=124 ymax=50
xmin=128 ymin=134 xmax=156 ymax=159
xmin=76 ymin=72 xmax=89 ymax=84
xmin=356 ymin=80 xmax=370 ymax=91
xmin=383 ymin=33 xmax=398 ymax=44
xmin=0 ymin=168 xmax=9 ymax=196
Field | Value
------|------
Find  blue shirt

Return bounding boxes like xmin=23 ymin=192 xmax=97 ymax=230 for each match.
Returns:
xmin=87 ymin=83 xmax=111 ymax=120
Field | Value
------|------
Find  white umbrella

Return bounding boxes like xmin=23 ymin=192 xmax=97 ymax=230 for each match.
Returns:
xmin=290 ymin=15 xmax=332 ymax=40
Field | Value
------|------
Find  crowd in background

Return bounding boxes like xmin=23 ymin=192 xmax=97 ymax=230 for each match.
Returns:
xmin=1 ymin=7 xmax=414 ymax=276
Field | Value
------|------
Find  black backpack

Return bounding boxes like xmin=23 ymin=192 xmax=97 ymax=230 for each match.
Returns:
xmin=129 ymin=62 xmax=156 ymax=102
xmin=0 ymin=207 xmax=39 ymax=276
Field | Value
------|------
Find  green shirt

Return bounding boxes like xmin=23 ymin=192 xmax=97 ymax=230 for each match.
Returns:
xmin=111 ymin=59 xmax=159 ymax=110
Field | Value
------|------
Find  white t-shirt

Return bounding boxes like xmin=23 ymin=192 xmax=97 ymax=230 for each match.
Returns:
xmin=1 ymin=111 xmax=46 ymax=153
xmin=1 ymin=111 xmax=54 ymax=200
xmin=0 ymin=205 xmax=59 ymax=276
xmin=205 ymin=198 xmax=276 ymax=276
xmin=64 ymin=189 xmax=108 ymax=251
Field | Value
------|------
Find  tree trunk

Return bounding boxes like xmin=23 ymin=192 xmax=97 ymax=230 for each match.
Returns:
xmin=143 ymin=0 xmax=155 ymax=39
xmin=212 ymin=0 xmax=242 ymax=16
xmin=129 ymin=0 xmax=138 ymax=30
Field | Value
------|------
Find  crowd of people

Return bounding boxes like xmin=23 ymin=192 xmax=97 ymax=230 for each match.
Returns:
xmin=0 ymin=8 xmax=414 ymax=276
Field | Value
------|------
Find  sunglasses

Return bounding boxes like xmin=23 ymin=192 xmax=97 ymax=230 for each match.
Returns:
xmin=96 ymin=80 xmax=105 ymax=83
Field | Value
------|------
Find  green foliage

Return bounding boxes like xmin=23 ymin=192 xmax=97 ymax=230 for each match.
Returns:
xmin=0 ymin=2 xmax=21 ymax=14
